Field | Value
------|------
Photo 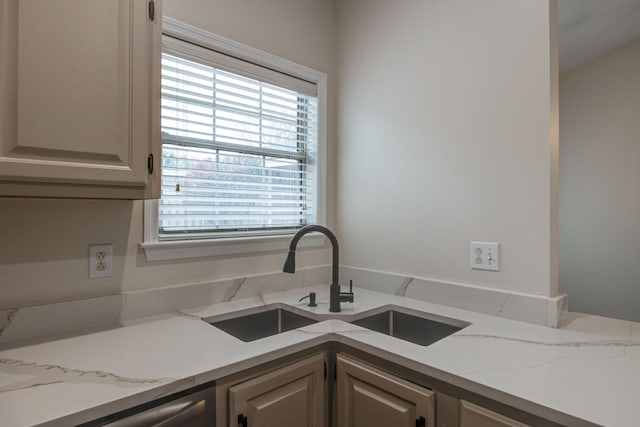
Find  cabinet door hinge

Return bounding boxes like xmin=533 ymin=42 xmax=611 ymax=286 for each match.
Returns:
xmin=323 ymin=362 xmax=327 ymax=380
xmin=416 ymin=415 xmax=426 ymax=427
xmin=148 ymin=0 xmax=155 ymax=21
xmin=238 ymin=413 xmax=248 ymax=427
xmin=147 ymin=153 xmax=154 ymax=174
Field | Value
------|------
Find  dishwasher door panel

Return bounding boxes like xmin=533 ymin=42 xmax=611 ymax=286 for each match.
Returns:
xmin=82 ymin=383 xmax=215 ymax=427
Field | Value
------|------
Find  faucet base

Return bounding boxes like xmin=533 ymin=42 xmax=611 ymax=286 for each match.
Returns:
xmin=329 ymin=284 xmax=342 ymax=313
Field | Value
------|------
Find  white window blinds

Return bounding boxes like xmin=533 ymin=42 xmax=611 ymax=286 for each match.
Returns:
xmin=159 ymin=43 xmax=318 ymax=239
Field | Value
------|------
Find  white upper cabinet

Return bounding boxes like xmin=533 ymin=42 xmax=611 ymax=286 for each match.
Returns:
xmin=0 ymin=0 xmax=161 ymax=199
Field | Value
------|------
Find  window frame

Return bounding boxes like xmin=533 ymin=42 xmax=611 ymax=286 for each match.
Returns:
xmin=142 ymin=18 xmax=327 ymax=261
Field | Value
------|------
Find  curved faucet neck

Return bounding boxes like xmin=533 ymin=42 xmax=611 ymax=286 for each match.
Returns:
xmin=289 ymin=225 xmax=339 ymax=287
xmin=289 ymin=225 xmax=337 ymax=250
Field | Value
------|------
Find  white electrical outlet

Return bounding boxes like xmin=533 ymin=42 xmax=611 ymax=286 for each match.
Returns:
xmin=89 ymin=244 xmax=113 ymax=278
xmin=470 ymin=242 xmax=500 ymax=271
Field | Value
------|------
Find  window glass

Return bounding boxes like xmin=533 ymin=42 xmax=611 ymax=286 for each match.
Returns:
xmin=158 ymin=51 xmax=318 ymax=239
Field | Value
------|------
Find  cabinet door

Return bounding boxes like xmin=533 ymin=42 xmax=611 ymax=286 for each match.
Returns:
xmin=0 ymin=0 xmax=161 ymax=199
xmin=460 ymin=400 xmax=529 ymax=427
xmin=228 ymin=353 xmax=326 ymax=427
xmin=336 ymin=353 xmax=434 ymax=427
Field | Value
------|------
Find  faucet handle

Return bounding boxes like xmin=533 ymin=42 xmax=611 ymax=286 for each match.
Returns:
xmin=337 ymin=280 xmax=354 ymax=304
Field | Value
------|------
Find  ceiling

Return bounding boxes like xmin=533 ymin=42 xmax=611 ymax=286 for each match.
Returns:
xmin=558 ymin=0 xmax=640 ymax=71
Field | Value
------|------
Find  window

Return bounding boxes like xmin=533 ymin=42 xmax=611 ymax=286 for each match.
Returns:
xmin=143 ymin=21 xmax=326 ymax=261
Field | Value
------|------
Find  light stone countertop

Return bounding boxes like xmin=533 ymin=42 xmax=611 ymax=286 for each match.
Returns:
xmin=1 ymin=285 xmax=638 ymax=427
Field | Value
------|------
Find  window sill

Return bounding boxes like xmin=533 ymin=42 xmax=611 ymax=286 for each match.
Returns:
xmin=141 ymin=233 xmax=326 ymax=262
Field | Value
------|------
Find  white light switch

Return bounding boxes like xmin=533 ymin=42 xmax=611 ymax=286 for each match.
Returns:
xmin=470 ymin=242 xmax=500 ymax=271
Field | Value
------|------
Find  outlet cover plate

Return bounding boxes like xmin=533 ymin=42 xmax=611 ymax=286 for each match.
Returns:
xmin=89 ymin=244 xmax=113 ymax=278
xmin=470 ymin=242 xmax=500 ymax=271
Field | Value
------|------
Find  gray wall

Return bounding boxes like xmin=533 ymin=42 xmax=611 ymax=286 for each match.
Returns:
xmin=0 ymin=0 xmax=337 ymax=308
xmin=336 ymin=0 xmax=559 ymax=297
xmin=1 ymin=0 xmax=566 ymax=313
xmin=560 ymin=37 xmax=640 ymax=321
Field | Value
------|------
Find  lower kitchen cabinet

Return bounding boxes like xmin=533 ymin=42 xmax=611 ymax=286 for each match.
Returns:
xmin=215 ymin=349 xmax=560 ymax=427
xmin=460 ymin=400 xmax=529 ymax=427
xmin=336 ymin=353 xmax=435 ymax=427
xmin=77 ymin=347 xmax=569 ymax=426
xmin=218 ymin=352 xmax=327 ymax=427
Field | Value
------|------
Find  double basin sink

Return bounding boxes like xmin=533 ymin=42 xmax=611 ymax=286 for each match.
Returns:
xmin=209 ymin=305 xmax=469 ymax=347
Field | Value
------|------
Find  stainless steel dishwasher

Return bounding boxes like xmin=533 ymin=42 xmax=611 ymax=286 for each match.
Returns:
xmin=80 ymin=381 xmax=215 ymax=427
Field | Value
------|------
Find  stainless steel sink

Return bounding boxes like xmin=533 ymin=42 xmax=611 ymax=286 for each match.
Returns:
xmin=208 ymin=305 xmax=469 ymax=346
xmin=351 ymin=309 xmax=469 ymax=346
xmin=208 ymin=308 xmax=317 ymax=342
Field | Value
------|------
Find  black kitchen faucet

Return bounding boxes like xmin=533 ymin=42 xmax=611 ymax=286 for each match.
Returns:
xmin=283 ymin=225 xmax=354 ymax=312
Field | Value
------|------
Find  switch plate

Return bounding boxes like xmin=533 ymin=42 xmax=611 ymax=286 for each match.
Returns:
xmin=470 ymin=242 xmax=500 ymax=271
xmin=89 ymin=244 xmax=113 ymax=278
